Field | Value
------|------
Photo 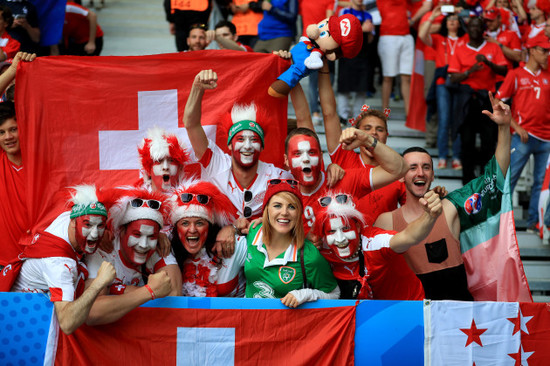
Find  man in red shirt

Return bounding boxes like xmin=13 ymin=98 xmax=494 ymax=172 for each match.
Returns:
xmin=376 ymin=0 xmax=414 ymax=117
xmin=496 ymin=35 xmax=550 ymax=232
xmin=448 ymin=16 xmax=507 ymax=184
xmin=62 ymin=2 xmax=103 ymax=56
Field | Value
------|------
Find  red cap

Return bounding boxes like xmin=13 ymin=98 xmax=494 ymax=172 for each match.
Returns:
xmin=537 ymin=0 xmax=550 ymax=16
xmin=525 ymin=34 xmax=550 ymax=49
xmin=262 ymin=179 xmax=303 ymax=211
xmin=483 ymin=8 xmax=500 ymax=20
xmin=328 ymin=14 xmax=363 ymax=59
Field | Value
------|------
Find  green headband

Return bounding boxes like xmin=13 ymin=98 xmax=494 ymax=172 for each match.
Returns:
xmin=70 ymin=202 xmax=108 ymax=219
xmin=227 ymin=120 xmax=265 ymax=146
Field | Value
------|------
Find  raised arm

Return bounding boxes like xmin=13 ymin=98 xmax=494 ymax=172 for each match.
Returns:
xmin=54 ymin=261 xmax=115 ymax=334
xmin=0 ymin=52 xmax=35 ymax=94
xmin=481 ymin=91 xmax=511 ymax=176
xmin=183 ymin=70 xmax=218 ymax=160
xmin=389 ymin=190 xmax=442 ymax=253
xmin=339 ymin=127 xmax=409 ymax=190
xmin=290 ymin=81 xmax=314 ymax=130
xmin=84 ymin=9 xmax=98 ymax=55
xmin=319 ymin=60 xmax=342 ymax=153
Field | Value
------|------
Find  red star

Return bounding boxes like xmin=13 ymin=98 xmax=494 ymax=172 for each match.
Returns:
xmin=508 ymin=345 xmax=522 ymax=366
xmin=507 ymin=314 xmax=521 ymax=335
xmin=460 ymin=319 xmax=487 ymax=347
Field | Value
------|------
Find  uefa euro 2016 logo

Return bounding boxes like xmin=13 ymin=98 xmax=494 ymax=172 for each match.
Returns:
xmin=464 ymin=193 xmax=482 ymax=215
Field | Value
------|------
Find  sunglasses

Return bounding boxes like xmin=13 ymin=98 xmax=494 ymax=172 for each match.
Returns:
xmin=180 ymin=193 xmax=210 ymax=204
xmin=243 ymin=190 xmax=253 ymax=218
xmin=130 ymin=198 xmax=162 ymax=210
xmin=318 ymin=194 xmax=350 ymax=207
xmin=268 ymin=179 xmax=299 ymax=187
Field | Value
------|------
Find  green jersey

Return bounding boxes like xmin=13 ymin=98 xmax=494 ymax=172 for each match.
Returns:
xmin=244 ymin=224 xmax=337 ymax=299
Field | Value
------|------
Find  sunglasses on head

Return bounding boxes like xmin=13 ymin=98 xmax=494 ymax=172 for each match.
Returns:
xmin=318 ymin=194 xmax=350 ymax=207
xmin=268 ymin=179 xmax=299 ymax=187
xmin=180 ymin=193 xmax=210 ymax=204
xmin=130 ymin=198 xmax=162 ymax=210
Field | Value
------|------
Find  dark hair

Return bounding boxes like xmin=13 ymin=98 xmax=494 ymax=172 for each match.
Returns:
xmin=189 ymin=23 xmax=207 ymax=33
xmin=0 ymin=6 xmax=13 ymax=29
xmin=214 ymin=20 xmax=237 ymax=35
xmin=355 ymin=109 xmax=389 ymax=131
xmin=0 ymin=101 xmax=15 ymax=126
xmin=171 ymin=221 xmax=221 ymax=271
xmin=403 ymin=146 xmax=433 ymax=167
xmin=284 ymin=127 xmax=321 ymax=154
xmin=439 ymin=13 xmax=467 ymax=38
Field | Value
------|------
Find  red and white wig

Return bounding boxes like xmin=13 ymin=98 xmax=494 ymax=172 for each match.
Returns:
xmin=137 ymin=127 xmax=189 ymax=176
xmin=109 ymin=187 xmax=169 ymax=234
xmin=169 ymin=179 xmax=236 ymax=227
xmin=311 ymin=193 xmax=366 ymax=239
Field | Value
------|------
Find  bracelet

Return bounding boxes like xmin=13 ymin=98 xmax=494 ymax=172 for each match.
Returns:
xmin=366 ymin=137 xmax=378 ymax=153
xmin=144 ymin=284 xmax=156 ymax=300
xmin=499 ymin=43 xmax=503 ymax=49
xmin=232 ymin=224 xmax=242 ymax=236
xmin=318 ymin=71 xmax=330 ymax=74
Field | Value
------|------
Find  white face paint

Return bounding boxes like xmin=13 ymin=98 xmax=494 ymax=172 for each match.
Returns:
xmin=82 ymin=216 xmax=106 ymax=246
xmin=290 ymin=140 xmax=320 ymax=183
xmin=326 ymin=217 xmax=357 ymax=258
xmin=233 ymin=130 xmax=261 ymax=165
xmin=126 ymin=223 xmax=158 ymax=265
xmin=152 ymin=157 xmax=179 ymax=191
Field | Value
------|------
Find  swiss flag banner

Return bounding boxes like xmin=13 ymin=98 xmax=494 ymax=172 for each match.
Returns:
xmin=53 ymin=305 xmax=356 ymax=365
xmin=424 ymin=301 xmax=550 ymax=366
xmin=14 ymin=51 xmax=289 ymax=236
xmin=405 ymin=38 xmax=427 ymax=132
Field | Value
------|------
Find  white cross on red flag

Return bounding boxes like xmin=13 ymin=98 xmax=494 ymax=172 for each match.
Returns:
xmin=15 ymin=51 xmax=289 ymax=238
xmin=425 ymin=301 xmax=550 ymax=365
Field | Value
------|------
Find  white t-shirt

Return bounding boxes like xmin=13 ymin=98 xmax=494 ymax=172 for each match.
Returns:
xmin=199 ymin=139 xmax=292 ymax=218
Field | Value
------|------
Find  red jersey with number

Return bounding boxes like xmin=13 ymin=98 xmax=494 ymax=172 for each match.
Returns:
xmin=496 ymin=66 xmax=550 ymax=141
xmin=301 ymin=168 xmax=373 ymax=233
xmin=448 ymin=41 xmax=507 ymax=92
xmin=377 ymin=0 xmax=410 ymax=36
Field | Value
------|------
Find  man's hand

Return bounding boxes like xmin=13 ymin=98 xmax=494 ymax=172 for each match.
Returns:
xmin=156 ymin=232 xmax=171 ymax=257
xmin=205 ymin=29 xmax=216 ymax=44
xmin=146 ymin=271 xmax=172 ymax=299
xmin=482 ymin=91 xmax=511 ymax=126
xmin=432 ymin=185 xmax=448 ymax=198
xmin=281 ymin=293 xmax=299 ymax=308
xmin=513 ymin=124 xmax=529 ymax=143
xmin=261 ymin=0 xmax=272 ymax=11
xmin=339 ymin=127 xmax=374 ymax=150
xmin=475 ymin=54 xmax=488 ymax=64
xmin=98 ymin=229 xmax=114 ymax=253
xmin=272 ymin=50 xmax=291 ymax=59
xmin=169 ymin=22 xmax=175 ymax=35
xmin=234 ymin=217 xmax=249 ymax=235
xmin=84 ymin=41 xmax=96 ymax=55
xmin=213 ymin=225 xmax=236 ymax=258
xmin=419 ymin=190 xmax=443 ymax=218
xmin=94 ymin=261 xmax=116 ymax=288
xmin=326 ymin=163 xmax=345 ymax=188
xmin=306 ymin=231 xmax=323 ymax=249
xmin=193 ymin=70 xmax=218 ymax=91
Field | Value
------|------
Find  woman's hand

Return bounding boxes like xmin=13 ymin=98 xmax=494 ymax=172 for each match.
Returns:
xmin=281 ymin=293 xmax=300 ymax=308
xmin=214 ymin=225 xmax=236 ymax=258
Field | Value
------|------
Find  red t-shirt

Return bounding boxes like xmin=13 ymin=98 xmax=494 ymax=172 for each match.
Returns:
xmin=299 ymin=0 xmax=335 ymax=36
xmin=496 ymin=66 xmax=550 ymax=141
xmin=0 ymin=152 xmax=27 ymax=266
xmin=431 ymin=33 xmax=468 ymax=70
xmin=0 ymin=31 xmax=20 ymax=60
xmin=490 ymin=28 xmax=521 ymax=82
xmin=64 ymin=2 xmax=104 ymax=44
xmin=448 ymin=41 xmax=507 ymax=92
xmin=377 ymin=0 xmax=410 ymax=36
xmin=330 ymin=144 xmax=406 ymax=226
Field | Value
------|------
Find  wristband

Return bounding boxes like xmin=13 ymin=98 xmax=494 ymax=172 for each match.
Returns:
xmin=232 ymin=224 xmax=242 ymax=236
xmin=366 ymin=137 xmax=378 ymax=153
xmin=144 ymin=284 xmax=156 ymax=300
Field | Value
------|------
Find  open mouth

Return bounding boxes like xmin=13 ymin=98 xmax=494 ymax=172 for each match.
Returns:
xmin=335 ymin=241 xmax=349 ymax=248
xmin=163 ymin=174 xmax=170 ymax=183
xmin=413 ymin=179 xmax=426 ymax=187
xmin=186 ymin=236 xmax=200 ymax=245
xmin=302 ymin=167 xmax=312 ymax=174
xmin=241 ymin=151 xmax=253 ymax=156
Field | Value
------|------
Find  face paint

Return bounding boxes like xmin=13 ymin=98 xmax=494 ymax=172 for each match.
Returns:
xmin=324 ymin=217 xmax=360 ymax=259
xmin=287 ymin=135 xmax=321 ymax=187
xmin=120 ymin=219 xmax=160 ymax=265
xmin=230 ymin=130 xmax=261 ymax=168
xmin=176 ymin=217 xmax=210 ymax=256
xmin=151 ymin=157 xmax=180 ymax=192
xmin=74 ymin=215 xmax=107 ymax=254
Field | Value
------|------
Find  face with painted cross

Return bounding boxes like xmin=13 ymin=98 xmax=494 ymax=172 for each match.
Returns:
xmin=286 ymin=135 xmax=322 ymax=187
xmin=229 ymin=130 xmax=262 ymax=168
xmin=151 ymin=157 xmax=181 ymax=192
xmin=73 ymin=214 xmax=107 ymax=254
xmin=120 ymin=219 xmax=160 ymax=265
xmin=323 ymin=216 xmax=361 ymax=259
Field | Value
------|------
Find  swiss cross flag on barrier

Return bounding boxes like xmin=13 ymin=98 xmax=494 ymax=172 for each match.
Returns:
xmin=424 ymin=301 xmax=550 ymax=366
xmin=14 ymin=51 xmax=289 ymax=236
xmin=53 ymin=306 xmax=357 ymax=365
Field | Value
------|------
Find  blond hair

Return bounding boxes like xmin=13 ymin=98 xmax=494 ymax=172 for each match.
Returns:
xmin=262 ymin=192 xmax=305 ymax=249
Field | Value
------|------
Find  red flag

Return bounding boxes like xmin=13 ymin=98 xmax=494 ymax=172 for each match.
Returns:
xmin=53 ymin=306 xmax=356 ymax=365
xmin=15 ymin=51 xmax=289 ymax=237
xmin=405 ymin=38 xmax=427 ymax=132
xmin=538 ymin=154 xmax=550 ymax=239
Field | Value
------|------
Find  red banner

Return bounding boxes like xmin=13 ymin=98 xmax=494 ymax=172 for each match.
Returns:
xmin=54 ymin=306 xmax=356 ymax=365
xmin=15 ymin=51 xmax=289 ymax=236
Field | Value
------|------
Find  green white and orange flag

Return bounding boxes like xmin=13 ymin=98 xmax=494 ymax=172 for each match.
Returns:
xmin=445 ymin=156 xmax=532 ymax=302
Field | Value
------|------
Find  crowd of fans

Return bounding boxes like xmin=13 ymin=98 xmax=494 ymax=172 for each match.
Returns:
xmin=0 ymin=0 xmax=544 ymax=335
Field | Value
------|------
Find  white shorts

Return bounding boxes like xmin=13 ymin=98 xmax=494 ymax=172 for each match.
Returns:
xmin=378 ymin=34 xmax=414 ymax=77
